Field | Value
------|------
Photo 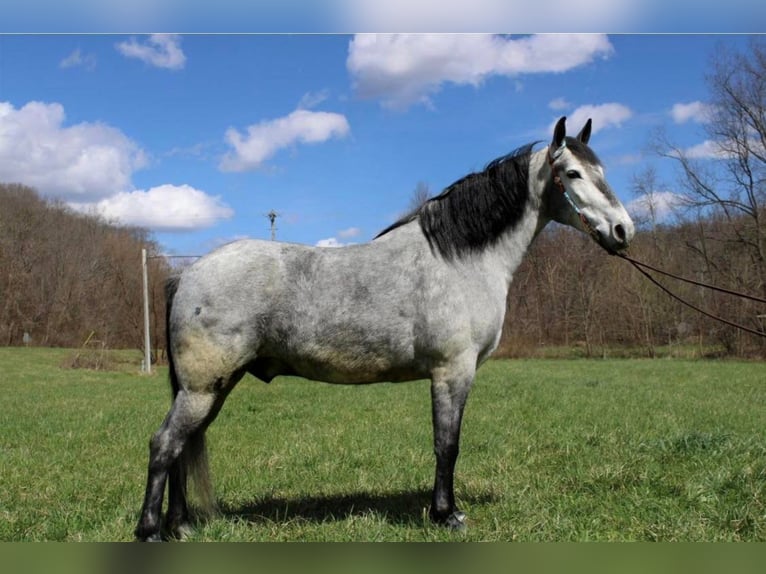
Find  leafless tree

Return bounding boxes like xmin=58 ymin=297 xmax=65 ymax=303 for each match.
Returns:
xmin=658 ymin=39 xmax=766 ymax=299
xmin=409 ymin=181 xmax=432 ymax=213
xmin=0 ymin=183 xmax=170 ymax=350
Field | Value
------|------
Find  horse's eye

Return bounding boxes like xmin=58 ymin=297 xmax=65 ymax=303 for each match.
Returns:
xmin=566 ymin=170 xmax=582 ymax=179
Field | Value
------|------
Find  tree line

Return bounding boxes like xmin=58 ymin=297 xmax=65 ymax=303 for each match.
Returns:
xmin=499 ymin=216 xmax=765 ymax=358
xmin=2 ymin=179 xmax=763 ymax=359
xmin=0 ymin=183 xmax=171 ymax=352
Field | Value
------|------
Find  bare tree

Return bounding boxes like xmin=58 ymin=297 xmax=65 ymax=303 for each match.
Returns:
xmin=631 ymin=165 xmax=674 ymax=240
xmin=658 ymin=38 xmax=766 ymax=297
xmin=647 ymin=38 xmax=766 ymax=353
xmin=0 ymin=183 xmax=170 ymax=350
xmin=409 ymin=181 xmax=431 ymax=213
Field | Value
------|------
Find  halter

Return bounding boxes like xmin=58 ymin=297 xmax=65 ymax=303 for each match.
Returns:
xmin=546 ymin=144 xmax=602 ymax=246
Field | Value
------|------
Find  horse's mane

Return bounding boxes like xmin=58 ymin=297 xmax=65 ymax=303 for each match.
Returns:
xmin=375 ymin=142 xmax=538 ymax=260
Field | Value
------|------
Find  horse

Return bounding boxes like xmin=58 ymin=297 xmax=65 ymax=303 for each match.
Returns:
xmin=135 ymin=116 xmax=635 ymax=541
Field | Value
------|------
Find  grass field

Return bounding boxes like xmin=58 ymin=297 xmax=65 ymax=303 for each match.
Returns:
xmin=1 ymin=347 xmax=765 ymax=541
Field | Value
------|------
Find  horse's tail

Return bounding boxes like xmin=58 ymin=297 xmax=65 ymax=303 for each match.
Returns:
xmin=182 ymin=429 xmax=216 ymax=518
xmin=165 ymin=276 xmax=181 ymax=398
xmin=165 ymin=276 xmax=216 ymax=517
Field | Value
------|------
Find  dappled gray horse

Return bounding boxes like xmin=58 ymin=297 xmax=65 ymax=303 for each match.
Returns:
xmin=136 ymin=117 xmax=634 ymax=541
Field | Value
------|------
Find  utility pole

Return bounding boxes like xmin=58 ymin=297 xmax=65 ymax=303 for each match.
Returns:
xmin=141 ymin=248 xmax=151 ymax=374
xmin=266 ymin=210 xmax=279 ymax=241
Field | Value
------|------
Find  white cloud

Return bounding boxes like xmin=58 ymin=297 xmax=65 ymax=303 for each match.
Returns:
xmin=677 ymin=131 xmax=764 ymax=161
xmin=0 ymin=100 xmax=232 ymax=232
xmin=347 ymin=34 xmax=614 ymax=108
xmin=316 ymin=226 xmax=362 ymax=247
xmin=616 ymin=153 xmax=644 ymax=165
xmin=671 ymin=101 xmax=713 ymax=124
xmin=0 ymin=100 xmax=146 ymax=202
xmin=81 ymin=184 xmax=234 ymax=232
xmin=316 ymin=237 xmax=346 ymax=248
xmin=627 ymin=190 xmax=686 ymax=221
xmin=115 ymin=34 xmax=186 ymax=70
xmin=681 ymin=139 xmax=731 ymax=160
xmin=556 ymin=103 xmax=633 ymax=135
xmin=549 ymin=97 xmax=571 ymax=111
xmin=220 ymin=109 xmax=350 ymax=172
xmin=59 ymin=48 xmax=97 ymax=70
xmin=337 ymin=226 xmax=361 ymax=238
xmin=165 ymin=142 xmax=210 ymax=159
xmin=298 ymin=89 xmax=330 ymax=110
xmin=337 ymin=1 xmax=640 ymax=33
xmin=668 ymin=137 xmax=744 ymax=161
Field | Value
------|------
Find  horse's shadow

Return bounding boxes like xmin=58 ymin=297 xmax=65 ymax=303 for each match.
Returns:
xmin=222 ymin=488 xmax=496 ymax=527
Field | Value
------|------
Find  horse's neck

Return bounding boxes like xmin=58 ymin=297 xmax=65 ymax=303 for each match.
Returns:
xmin=480 ymin=149 xmax=549 ymax=289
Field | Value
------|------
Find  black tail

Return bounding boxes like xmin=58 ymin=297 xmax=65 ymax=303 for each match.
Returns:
xmin=165 ymin=276 xmax=181 ymax=399
xmin=164 ymin=275 xmax=216 ymax=516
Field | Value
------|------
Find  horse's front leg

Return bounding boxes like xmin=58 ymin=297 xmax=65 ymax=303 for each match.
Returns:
xmin=429 ymin=363 xmax=475 ymax=530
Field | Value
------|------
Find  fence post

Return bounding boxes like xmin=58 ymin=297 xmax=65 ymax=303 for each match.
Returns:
xmin=142 ymin=248 xmax=151 ymax=374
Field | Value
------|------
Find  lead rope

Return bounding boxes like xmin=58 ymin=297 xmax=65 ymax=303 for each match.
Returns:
xmin=615 ymin=253 xmax=766 ymax=338
xmin=546 ymin=146 xmax=766 ymax=339
xmin=617 ymin=252 xmax=766 ymax=305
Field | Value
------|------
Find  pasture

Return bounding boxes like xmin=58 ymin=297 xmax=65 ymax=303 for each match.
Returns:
xmin=1 ymin=347 xmax=765 ymax=541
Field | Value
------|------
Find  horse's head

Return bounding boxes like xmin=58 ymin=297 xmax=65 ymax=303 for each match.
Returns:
xmin=544 ymin=116 xmax=634 ymax=253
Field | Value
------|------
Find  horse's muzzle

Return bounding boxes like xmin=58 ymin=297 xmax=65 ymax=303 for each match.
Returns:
xmin=597 ymin=219 xmax=634 ymax=254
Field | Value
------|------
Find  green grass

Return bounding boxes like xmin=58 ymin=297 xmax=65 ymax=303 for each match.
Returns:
xmin=1 ymin=347 xmax=765 ymax=541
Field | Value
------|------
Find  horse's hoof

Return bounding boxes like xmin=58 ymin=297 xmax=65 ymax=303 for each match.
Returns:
xmin=167 ymin=523 xmax=194 ymax=541
xmin=445 ymin=511 xmax=467 ymax=531
xmin=135 ymin=532 xmax=163 ymax=542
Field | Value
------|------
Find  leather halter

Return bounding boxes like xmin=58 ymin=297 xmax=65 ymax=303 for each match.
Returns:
xmin=546 ymin=145 xmax=602 ymax=245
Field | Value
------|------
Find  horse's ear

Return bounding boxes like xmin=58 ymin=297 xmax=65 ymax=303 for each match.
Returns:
xmin=576 ymin=118 xmax=592 ymax=145
xmin=551 ymin=116 xmax=567 ymax=157
xmin=552 ymin=116 xmax=566 ymax=147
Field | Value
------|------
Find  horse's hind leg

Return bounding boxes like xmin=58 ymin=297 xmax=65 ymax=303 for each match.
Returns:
xmin=164 ymin=391 xmax=229 ymax=539
xmin=135 ymin=390 xmax=219 ymax=541
xmin=166 ymin=458 xmax=188 ymax=535
xmin=164 ymin=426 xmax=209 ymax=539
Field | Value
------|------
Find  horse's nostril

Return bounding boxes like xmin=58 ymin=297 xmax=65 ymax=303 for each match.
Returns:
xmin=614 ymin=223 xmax=626 ymax=243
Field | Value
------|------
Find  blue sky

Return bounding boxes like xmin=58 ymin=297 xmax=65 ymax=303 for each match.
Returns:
xmin=0 ymin=34 xmax=757 ymax=255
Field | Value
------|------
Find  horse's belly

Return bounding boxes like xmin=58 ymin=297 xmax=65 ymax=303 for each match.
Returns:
xmin=258 ymin=335 xmax=426 ymax=384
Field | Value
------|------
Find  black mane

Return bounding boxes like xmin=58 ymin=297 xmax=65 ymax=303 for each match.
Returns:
xmin=375 ymin=143 xmax=537 ymax=260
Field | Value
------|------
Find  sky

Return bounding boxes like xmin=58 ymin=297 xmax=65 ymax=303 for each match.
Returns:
xmin=0 ymin=33 xmax=759 ymax=255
